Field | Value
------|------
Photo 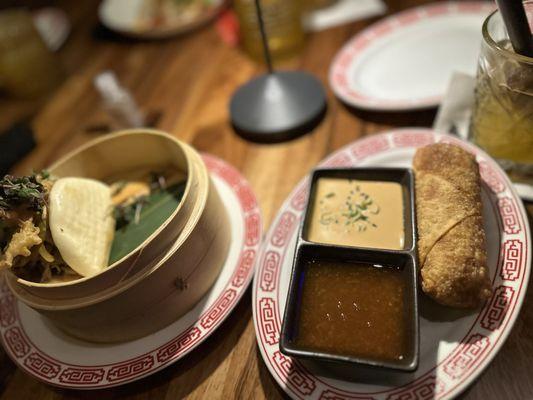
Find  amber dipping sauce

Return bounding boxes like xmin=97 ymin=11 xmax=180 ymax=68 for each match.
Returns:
xmin=295 ymin=260 xmax=407 ymax=362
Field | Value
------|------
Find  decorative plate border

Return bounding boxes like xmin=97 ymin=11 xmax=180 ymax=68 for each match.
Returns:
xmin=0 ymin=154 xmax=262 ymax=389
xmin=253 ymin=129 xmax=531 ymax=400
xmin=328 ymin=1 xmax=495 ymax=111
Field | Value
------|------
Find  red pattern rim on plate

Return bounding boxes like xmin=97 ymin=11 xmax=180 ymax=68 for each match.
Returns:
xmin=253 ymin=128 xmax=531 ymax=400
xmin=328 ymin=1 xmax=496 ymax=111
xmin=0 ymin=154 xmax=262 ymax=389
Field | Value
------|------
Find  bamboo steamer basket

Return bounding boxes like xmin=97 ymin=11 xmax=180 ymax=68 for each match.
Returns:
xmin=6 ymin=129 xmax=231 ymax=342
xmin=10 ymin=129 xmax=198 ymax=300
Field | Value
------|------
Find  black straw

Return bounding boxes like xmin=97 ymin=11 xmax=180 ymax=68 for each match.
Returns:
xmin=254 ymin=0 xmax=274 ymax=73
xmin=495 ymin=0 xmax=533 ymax=57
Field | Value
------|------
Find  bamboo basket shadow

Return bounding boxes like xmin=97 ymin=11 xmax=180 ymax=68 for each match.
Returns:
xmin=6 ymin=129 xmax=231 ymax=342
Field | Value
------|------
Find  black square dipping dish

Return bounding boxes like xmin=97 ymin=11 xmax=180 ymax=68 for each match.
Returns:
xmin=280 ymin=168 xmax=419 ymax=372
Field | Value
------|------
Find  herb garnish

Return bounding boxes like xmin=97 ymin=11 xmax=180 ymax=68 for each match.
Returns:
xmin=319 ymin=183 xmax=380 ymax=231
xmin=0 ymin=171 xmax=50 ymax=214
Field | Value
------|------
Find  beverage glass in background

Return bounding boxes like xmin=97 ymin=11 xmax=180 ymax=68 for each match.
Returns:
xmin=0 ymin=9 xmax=63 ymax=99
xmin=470 ymin=1 xmax=533 ymax=184
xmin=306 ymin=0 xmax=338 ymax=11
xmin=234 ymin=0 xmax=305 ymax=62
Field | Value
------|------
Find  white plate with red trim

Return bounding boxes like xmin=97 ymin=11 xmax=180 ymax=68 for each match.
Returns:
xmin=329 ymin=1 xmax=495 ymax=111
xmin=0 ymin=154 xmax=262 ymax=389
xmin=253 ymin=128 xmax=531 ymax=400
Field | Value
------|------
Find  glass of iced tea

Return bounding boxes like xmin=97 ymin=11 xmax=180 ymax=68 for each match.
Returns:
xmin=469 ymin=1 xmax=533 ymax=184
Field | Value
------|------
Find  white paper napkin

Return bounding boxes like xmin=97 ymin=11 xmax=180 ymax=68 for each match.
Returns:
xmin=433 ymin=72 xmax=476 ymax=140
xmin=94 ymin=71 xmax=145 ymax=128
xmin=304 ymin=0 xmax=387 ymax=32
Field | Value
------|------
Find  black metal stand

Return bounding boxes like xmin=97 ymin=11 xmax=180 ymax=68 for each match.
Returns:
xmin=230 ymin=0 xmax=327 ymax=143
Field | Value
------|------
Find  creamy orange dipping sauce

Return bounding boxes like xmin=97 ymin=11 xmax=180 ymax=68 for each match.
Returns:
xmin=306 ymin=178 xmax=404 ymax=250
xmin=295 ymin=260 xmax=407 ymax=362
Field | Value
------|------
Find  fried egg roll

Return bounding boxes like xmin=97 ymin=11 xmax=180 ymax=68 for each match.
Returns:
xmin=413 ymin=143 xmax=492 ymax=308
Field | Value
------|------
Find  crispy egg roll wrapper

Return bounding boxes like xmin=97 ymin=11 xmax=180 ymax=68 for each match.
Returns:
xmin=413 ymin=143 xmax=491 ymax=308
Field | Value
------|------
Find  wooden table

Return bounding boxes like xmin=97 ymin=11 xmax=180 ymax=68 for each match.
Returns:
xmin=1 ymin=0 xmax=532 ymax=398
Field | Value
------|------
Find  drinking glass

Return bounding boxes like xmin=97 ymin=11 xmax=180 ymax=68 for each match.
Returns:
xmin=0 ymin=9 xmax=63 ymax=99
xmin=234 ymin=0 xmax=305 ymax=62
xmin=469 ymin=1 xmax=533 ymax=184
xmin=306 ymin=0 xmax=337 ymax=11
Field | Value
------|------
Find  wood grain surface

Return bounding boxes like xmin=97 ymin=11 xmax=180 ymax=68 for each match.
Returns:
xmin=1 ymin=0 xmax=532 ymax=399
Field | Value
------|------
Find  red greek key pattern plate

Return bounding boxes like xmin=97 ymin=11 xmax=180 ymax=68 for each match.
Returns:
xmin=0 ymin=154 xmax=262 ymax=389
xmin=253 ymin=129 xmax=531 ymax=400
xmin=328 ymin=1 xmax=495 ymax=111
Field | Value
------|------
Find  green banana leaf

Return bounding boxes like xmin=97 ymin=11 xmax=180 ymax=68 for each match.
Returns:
xmin=108 ymin=182 xmax=186 ymax=264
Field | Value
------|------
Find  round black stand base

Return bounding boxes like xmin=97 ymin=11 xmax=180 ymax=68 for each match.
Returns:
xmin=230 ymin=71 xmax=327 ymax=143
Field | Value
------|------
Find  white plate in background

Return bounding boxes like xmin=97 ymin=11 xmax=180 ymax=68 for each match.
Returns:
xmin=99 ymin=0 xmax=225 ymax=38
xmin=329 ymin=2 xmax=495 ymax=111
